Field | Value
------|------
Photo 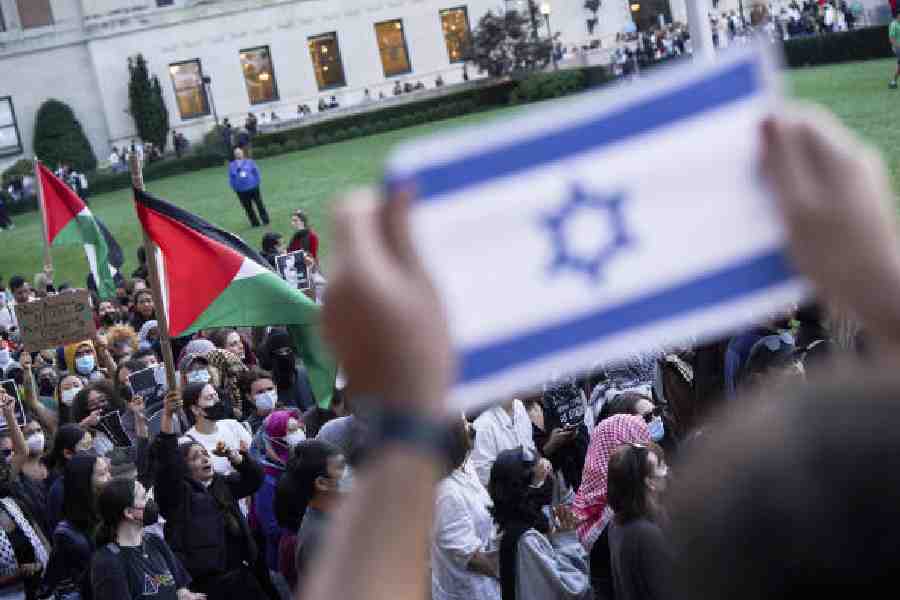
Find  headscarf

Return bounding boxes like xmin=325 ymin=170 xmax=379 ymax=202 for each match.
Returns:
xmin=264 ymin=409 xmax=301 ymax=464
xmin=176 ymin=339 xmax=216 ymax=372
xmin=64 ymin=340 xmax=95 ymax=374
xmin=138 ymin=320 xmax=158 ymax=349
xmin=207 ymin=349 xmax=248 ymax=419
xmin=572 ymin=414 xmax=650 ymax=550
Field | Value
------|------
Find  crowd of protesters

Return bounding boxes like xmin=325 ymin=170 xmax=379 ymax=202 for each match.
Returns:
xmin=0 ymin=99 xmax=897 ymax=600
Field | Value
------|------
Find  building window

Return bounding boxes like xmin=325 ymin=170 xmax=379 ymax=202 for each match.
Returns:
xmin=440 ymin=7 xmax=471 ymax=63
xmin=374 ymin=19 xmax=412 ymax=77
xmin=0 ymin=98 xmax=22 ymax=157
xmin=308 ymin=33 xmax=347 ymax=90
xmin=169 ymin=60 xmax=210 ymax=119
xmin=156 ymin=0 xmax=175 ymax=5
xmin=0 ymin=5 xmax=6 ymax=32
xmin=17 ymin=0 xmax=53 ymax=29
xmin=240 ymin=46 xmax=279 ymax=104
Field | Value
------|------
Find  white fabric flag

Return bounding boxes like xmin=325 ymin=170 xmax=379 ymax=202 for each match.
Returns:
xmin=385 ymin=47 xmax=810 ymax=411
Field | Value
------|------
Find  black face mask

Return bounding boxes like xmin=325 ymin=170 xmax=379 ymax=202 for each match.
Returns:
xmin=142 ymin=498 xmax=159 ymax=526
xmin=101 ymin=313 xmax=119 ymax=326
xmin=118 ymin=385 xmax=133 ymax=402
xmin=117 ymin=296 xmax=130 ymax=306
xmin=202 ymin=402 xmax=227 ymax=421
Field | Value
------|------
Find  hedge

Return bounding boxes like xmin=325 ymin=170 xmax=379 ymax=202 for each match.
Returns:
xmin=783 ymin=25 xmax=892 ymax=68
xmin=88 ymin=151 xmax=225 ymax=195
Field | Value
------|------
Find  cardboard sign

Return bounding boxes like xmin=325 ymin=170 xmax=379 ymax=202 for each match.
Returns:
xmin=275 ymin=251 xmax=311 ymax=290
xmin=15 ymin=290 xmax=96 ymax=352
xmin=0 ymin=380 xmax=27 ymax=432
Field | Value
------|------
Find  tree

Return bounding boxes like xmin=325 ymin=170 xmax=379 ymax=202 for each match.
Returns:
xmin=585 ymin=0 xmax=601 ymax=35
xmin=469 ymin=9 xmax=553 ymax=78
xmin=128 ymin=53 xmax=170 ymax=151
xmin=32 ymin=100 xmax=98 ymax=172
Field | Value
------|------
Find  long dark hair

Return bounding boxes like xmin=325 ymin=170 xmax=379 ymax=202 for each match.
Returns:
xmin=96 ymin=476 xmax=136 ymax=546
xmin=72 ymin=380 xmax=122 ymax=424
xmin=488 ymin=448 xmax=549 ymax=535
xmin=608 ymin=444 xmax=654 ymax=524
xmin=63 ymin=453 xmax=101 ymax=533
xmin=181 ymin=382 xmax=210 ymax=426
xmin=274 ymin=440 xmax=340 ymax=530
xmin=46 ymin=424 xmax=87 ymax=473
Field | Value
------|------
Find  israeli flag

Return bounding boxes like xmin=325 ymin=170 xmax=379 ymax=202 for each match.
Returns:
xmin=385 ymin=47 xmax=809 ymax=410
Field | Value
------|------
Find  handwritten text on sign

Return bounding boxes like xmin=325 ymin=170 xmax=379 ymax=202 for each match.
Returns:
xmin=15 ymin=290 xmax=97 ymax=352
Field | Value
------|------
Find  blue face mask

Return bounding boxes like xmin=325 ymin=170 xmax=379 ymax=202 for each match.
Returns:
xmin=75 ymin=355 xmax=95 ymax=375
xmin=648 ymin=416 xmax=665 ymax=442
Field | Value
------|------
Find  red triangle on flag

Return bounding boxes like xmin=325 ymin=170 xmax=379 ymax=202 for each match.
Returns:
xmin=37 ymin=162 xmax=87 ymax=244
xmin=135 ymin=201 xmax=244 ymax=337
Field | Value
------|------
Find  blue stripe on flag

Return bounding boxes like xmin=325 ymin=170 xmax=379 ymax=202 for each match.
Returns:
xmin=395 ymin=59 xmax=760 ymax=202
xmin=459 ymin=248 xmax=795 ymax=383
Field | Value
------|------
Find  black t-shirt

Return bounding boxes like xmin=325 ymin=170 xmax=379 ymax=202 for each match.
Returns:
xmin=91 ymin=533 xmax=190 ymax=600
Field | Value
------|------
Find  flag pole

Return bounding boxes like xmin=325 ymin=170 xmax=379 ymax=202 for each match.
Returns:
xmin=33 ymin=158 xmax=52 ymax=273
xmin=129 ymin=153 xmax=178 ymax=391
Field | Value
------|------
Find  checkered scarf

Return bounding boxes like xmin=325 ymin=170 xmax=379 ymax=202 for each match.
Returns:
xmin=571 ymin=414 xmax=650 ymax=550
xmin=0 ymin=497 xmax=49 ymax=577
xmin=207 ymin=349 xmax=248 ymax=419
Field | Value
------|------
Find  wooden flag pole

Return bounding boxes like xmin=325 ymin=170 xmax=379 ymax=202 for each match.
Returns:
xmin=129 ymin=152 xmax=178 ymax=392
xmin=33 ymin=158 xmax=53 ymax=273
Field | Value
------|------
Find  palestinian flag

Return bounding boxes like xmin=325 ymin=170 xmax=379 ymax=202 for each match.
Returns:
xmin=133 ymin=189 xmax=336 ymax=407
xmin=37 ymin=163 xmax=122 ymax=300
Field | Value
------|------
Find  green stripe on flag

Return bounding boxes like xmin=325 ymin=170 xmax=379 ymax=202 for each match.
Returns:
xmin=52 ymin=213 xmax=117 ymax=300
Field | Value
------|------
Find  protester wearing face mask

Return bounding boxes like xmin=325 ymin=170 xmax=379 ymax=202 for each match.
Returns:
xmin=182 ymin=383 xmax=252 ymax=477
xmin=92 ymin=477 xmax=203 ymax=600
xmin=179 ymin=353 xmax=217 ymax=389
xmin=258 ymin=330 xmax=316 ymax=412
xmin=0 ymin=453 xmax=50 ymax=600
xmin=272 ymin=439 xmax=346 ymax=596
xmin=606 ymin=443 xmax=672 ymax=600
xmin=432 ymin=417 xmax=500 ymax=600
xmin=572 ymin=415 xmax=651 ymax=600
xmin=488 ymin=448 xmax=590 ymax=600
xmin=42 ymin=453 xmax=110 ymax=600
xmin=244 ymin=368 xmax=278 ymax=435
xmin=156 ymin=390 xmax=266 ymax=599
xmin=105 ymin=324 xmax=139 ymax=366
xmin=63 ymin=341 xmax=105 ymax=382
xmin=71 ymin=381 xmax=122 ymax=454
xmin=598 ymin=392 xmax=671 ymax=451
xmin=137 ymin=320 xmax=159 ymax=354
xmin=56 ymin=375 xmax=84 ymax=425
xmin=96 ymin=301 xmax=125 ymax=330
xmin=251 ymin=410 xmax=305 ymax=597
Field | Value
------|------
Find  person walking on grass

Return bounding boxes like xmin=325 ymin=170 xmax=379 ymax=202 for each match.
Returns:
xmin=890 ymin=11 xmax=900 ymax=89
xmin=228 ymin=147 xmax=270 ymax=228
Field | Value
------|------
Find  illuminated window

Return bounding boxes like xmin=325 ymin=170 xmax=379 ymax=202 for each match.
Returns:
xmin=0 ymin=98 xmax=22 ymax=157
xmin=440 ymin=7 xmax=471 ymax=63
xmin=157 ymin=0 xmax=175 ymax=6
xmin=240 ymin=46 xmax=279 ymax=104
xmin=374 ymin=19 xmax=412 ymax=77
xmin=17 ymin=0 xmax=52 ymax=29
xmin=308 ymin=33 xmax=347 ymax=90
xmin=168 ymin=60 xmax=210 ymax=119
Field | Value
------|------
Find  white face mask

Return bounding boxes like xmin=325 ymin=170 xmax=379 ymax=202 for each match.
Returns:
xmin=26 ymin=433 xmax=45 ymax=454
xmin=61 ymin=386 xmax=81 ymax=406
xmin=187 ymin=369 xmax=210 ymax=384
xmin=254 ymin=390 xmax=277 ymax=413
xmin=285 ymin=430 xmax=306 ymax=448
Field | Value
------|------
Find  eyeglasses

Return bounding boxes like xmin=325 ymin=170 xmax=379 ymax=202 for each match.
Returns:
xmin=640 ymin=405 xmax=663 ymax=424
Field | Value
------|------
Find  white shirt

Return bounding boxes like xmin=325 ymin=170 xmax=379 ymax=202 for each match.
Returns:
xmin=471 ymin=400 xmax=535 ymax=487
xmin=109 ymin=152 xmax=120 ymax=165
xmin=0 ymin=299 xmax=17 ymax=331
xmin=432 ymin=461 xmax=500 ymax=600
xmin=183 ymin=419 xmax=252 ymax=476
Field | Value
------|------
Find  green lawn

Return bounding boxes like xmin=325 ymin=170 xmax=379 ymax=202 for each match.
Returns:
xmin=2 ymin=58 xmax=898 ymax=288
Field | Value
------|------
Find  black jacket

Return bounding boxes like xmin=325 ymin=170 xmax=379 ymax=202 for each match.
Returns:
xmin=154 ymin=432 xmax=263 ymax=581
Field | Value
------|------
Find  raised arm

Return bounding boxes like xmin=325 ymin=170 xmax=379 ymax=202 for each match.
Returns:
xmin=1 ymin=389 xmax=28 ymax=476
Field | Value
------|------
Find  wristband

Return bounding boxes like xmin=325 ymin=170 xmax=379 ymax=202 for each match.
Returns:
xmin=369 ymin=407 xmax=455 ymax=468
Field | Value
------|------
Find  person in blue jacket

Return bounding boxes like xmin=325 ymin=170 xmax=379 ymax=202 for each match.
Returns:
xmin=228 ymin=147 xmax=269 ymax=228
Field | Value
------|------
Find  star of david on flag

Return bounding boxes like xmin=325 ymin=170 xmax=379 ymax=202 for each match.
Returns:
xmin=385 ymin=46 xmax=809 ymax=412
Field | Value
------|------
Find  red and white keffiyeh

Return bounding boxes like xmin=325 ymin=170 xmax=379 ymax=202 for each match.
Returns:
xmin=572 ymin=414 xmax=650 ymax=550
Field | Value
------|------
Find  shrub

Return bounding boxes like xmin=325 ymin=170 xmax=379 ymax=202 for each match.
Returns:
xmin=348 ymin=126 xmax=362 ymax=139
xmin=32 ymin=99 xmax=98 ymax=172
xmin=253 ymin=146 xmax=270 ymax=159
xmin=1 ymin=159 xmax=33 ymax=187
xmin=783 ymin=26 xmax=891 ymax=67
xmin=88 ymin=152 xmax=223 ymax=195
xmin=283 ymin=139 xmax=301 ymax=152
xmin=268 ymin=142 xmax=283 ymax=155
xmin=511 ymin=70 xmax=587 ymax=104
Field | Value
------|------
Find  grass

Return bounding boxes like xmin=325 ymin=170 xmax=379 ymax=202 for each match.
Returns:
xmin=2 ymin=58 xmax=898 ymax=288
